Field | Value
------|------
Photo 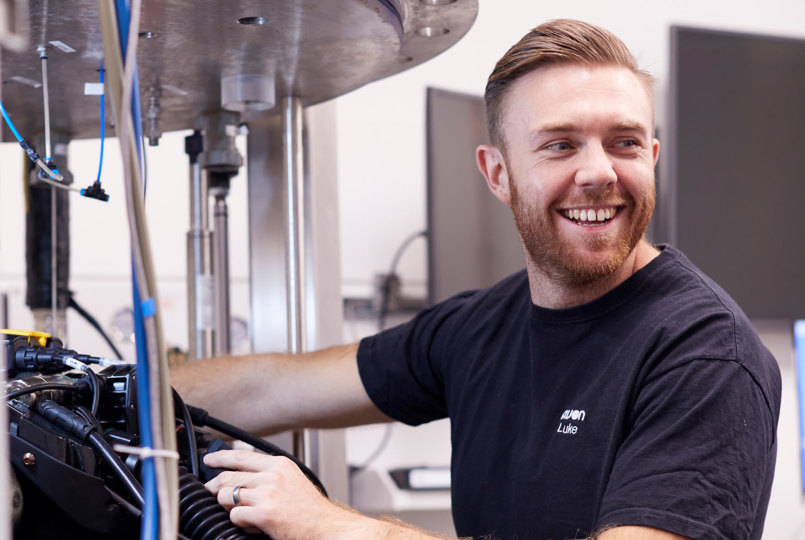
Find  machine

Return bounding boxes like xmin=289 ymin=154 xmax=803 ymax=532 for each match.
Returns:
xmin=0 ymin=1 xmax=478 ymax=538
xmin=4 ymin=329 xmax=327 ymax=539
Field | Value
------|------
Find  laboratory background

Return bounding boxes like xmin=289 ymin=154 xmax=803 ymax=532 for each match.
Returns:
xmin=1 ymin=0 xmax=804 ymax=538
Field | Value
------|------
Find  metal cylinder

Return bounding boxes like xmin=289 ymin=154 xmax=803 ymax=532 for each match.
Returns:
xmin=212 ymin=190 xmax=231 ymax=355
xmin=283 ymin=96 xmax=308 ymax=461
xmin=186 ymin=131 xmax=214 ymax=360
xmin=284 ymin=96 xmax=306 ymax=356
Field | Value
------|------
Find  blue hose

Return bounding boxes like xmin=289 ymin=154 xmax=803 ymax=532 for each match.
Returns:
xmin=0 ymin=98 xmax=25 ymax=142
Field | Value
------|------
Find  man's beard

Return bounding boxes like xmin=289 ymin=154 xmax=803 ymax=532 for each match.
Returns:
xmin=508 ymin=175 xmax=655 ymax=288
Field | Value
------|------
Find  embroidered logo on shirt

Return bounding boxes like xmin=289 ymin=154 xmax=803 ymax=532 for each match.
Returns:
xmin=557 ymin=409 xmax=586 ymax=435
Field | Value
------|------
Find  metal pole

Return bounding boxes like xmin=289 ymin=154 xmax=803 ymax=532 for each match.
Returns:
xmin=186 ymin=131 xmax=214 ymax=360
xmin=198 ymin=114 xmax=241 ymax=358
xmin=283 ymin=96 xmax=307 ymax=460
xmin=212 ymin=190 xmax=231 ymax=354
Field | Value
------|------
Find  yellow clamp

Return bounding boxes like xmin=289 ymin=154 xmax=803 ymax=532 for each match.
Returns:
xmin=1 ymin=329 xmax=52 ymax=347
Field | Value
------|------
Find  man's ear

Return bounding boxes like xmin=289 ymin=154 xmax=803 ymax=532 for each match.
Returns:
xmin=476 ymin=144 xmax=511 ymax=205
xmin=652 ymin=138 xmax=660 ymax=167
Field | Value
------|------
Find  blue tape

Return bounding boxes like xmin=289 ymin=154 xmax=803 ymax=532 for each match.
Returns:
xmin=140 ymin=297 xmax=156 ymax=318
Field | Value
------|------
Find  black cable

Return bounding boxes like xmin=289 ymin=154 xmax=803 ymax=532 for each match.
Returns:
xmin=186 ymin=405 xmax=328 ymax=497
xmin=75 ymin=404 xmax=104 ymax=434
xmin=32 ymin=399 xmax=145 ymax=508
xmin=87 ymin=430 xmax=145 ymax=508
xmin=173 ymin=388 xmax=200 ymax=477
xmin=378 ymin=230 xmax=427 ymax=331
xmin=67 ymin=294 xmax=125 ymax=360
xmin=81 ymin=367 xmax=102 ymax=416
xmin=104 ymin=484 xmax=142 ymax=518
xmin=5 ymin=383 xmax=79 ymax=401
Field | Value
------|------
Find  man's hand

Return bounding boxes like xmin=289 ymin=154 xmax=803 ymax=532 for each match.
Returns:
xmin=204 ymin=449 xmax=335 ymax=537
xmin=204 ymin=449 xmax=453 ymax=539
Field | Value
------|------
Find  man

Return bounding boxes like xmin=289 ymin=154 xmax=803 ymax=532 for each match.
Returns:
xmin=172 ymin=19 xmax=781 ymax=540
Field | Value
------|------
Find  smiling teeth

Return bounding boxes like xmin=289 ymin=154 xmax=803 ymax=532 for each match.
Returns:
xmin=563 ymin=208 xmax=616 ymax=223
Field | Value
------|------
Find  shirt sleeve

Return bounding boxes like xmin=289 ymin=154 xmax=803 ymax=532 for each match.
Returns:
xmin=356 ymin=301 xmax=458 ymax=425
xmin=596 ymin=357 xmax=777 ymax=540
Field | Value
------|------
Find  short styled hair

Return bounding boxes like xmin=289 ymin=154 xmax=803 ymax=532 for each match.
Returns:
xmin=484 ymin=19 xmax=655 ymax=150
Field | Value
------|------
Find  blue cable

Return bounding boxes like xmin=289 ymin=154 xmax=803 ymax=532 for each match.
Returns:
xmin=1 ymin=98 xmax=64 ymax=182
xmin=132 ymin=273 xmax=158 ymax=540
xmin=113 ymin=1 xmax=158 ymax=538
xmin=0 ymin=98 xmax=25 ymax=142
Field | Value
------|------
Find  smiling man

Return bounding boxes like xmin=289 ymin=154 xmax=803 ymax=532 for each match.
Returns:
xmin=477 ymin=63 xmax=659 ymax=308
xmin=172 ymin=19 xmax=782 ymax=540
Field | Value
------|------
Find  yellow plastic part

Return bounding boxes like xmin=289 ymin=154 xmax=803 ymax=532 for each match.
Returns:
xmin=1 ymin=329 xmax=51 ymax=347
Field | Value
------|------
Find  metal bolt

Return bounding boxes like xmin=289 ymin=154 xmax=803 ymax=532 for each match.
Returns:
xmin=22 ymin=452 xmax=36 ymax=468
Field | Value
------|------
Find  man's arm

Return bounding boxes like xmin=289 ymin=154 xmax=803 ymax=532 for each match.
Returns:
xmin=204 ymin=450 xmax=689 ymax=540
xmin=170 ymin=342 xmax=391 ymax=435
xmin=595 ymin=527 xmax=690 ymax=540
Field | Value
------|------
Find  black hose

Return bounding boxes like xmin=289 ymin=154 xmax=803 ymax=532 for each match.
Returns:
xmin=188 ymin=405 xmax=327 ymax=497
xmin=82 ymin=367 xmax=102 ymax=416
xmin=173 ymin=388 xmax=200 ymax=477
xmin=178 ymin=465 xmax=257 ymax=540
xmin=68 ymin=294 xmax=125 ymax=360
xmin=88 ymin=431 xmax=145 ymax=508
xmin=31 ymin=399 xmax=144 ymax=508
xmin=5 ymin=382 xmax=78 ymax=401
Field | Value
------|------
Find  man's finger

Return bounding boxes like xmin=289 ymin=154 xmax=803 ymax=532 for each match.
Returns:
xmin=203 ymin=449 xmax=276 ymax=472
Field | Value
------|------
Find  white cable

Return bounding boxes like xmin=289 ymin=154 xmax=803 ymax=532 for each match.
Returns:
xmin=96 ymin=2 xmax=178 ymax=538
xmin=118 ymin=3 xmax=179 ymax=538
xmin=113 ymin=444 xmax=180 ymax=461
xmin=36 ymin=175 xmax=82 ymax=194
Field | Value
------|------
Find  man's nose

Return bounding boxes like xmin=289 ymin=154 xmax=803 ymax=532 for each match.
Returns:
xmin=574 ymin=144 xmax=617 ymax=189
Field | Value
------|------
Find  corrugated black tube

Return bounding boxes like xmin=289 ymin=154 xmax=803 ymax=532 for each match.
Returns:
xmin=178 ymin=466 xmax=253 ymax=540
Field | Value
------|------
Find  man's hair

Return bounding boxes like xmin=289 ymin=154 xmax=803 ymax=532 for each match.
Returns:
xmin=484 ymin=19 xmax=655 ymax=151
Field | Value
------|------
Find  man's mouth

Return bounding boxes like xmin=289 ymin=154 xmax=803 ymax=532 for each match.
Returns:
xmin=560 ymin=207 xmax=620 ymax=226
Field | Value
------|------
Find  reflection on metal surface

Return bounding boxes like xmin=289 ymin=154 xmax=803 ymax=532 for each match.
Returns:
xmin=0 ymin=0 xmax=477 ymax=141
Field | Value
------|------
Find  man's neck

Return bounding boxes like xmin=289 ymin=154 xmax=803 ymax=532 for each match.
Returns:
xmin=526 ymin=240 xmax=660 ymax=309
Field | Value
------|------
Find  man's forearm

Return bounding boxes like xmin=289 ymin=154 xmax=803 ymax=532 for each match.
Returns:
xmin=170 ymin=353 xmax=288 ymax=434
xmin=324 ymin=503 xmax=465 ymax=540
xmin=170 ymin=342 xmax=387 ymax=436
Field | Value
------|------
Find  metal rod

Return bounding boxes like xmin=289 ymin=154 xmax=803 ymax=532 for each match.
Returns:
xmin=186 ymin=132 xmax=214 ymax=359
xmin=50 ymin=186 xmax=57 ymax=332
xmin=213 ymin=192 xmax=231 ymax=355
xmin=39 ymin=47 xmax=52 ymax=160
xmin=283 ymin=96 xmax=307 ymax=460
xmin=284 ymin=96 xmax=306 ymax=355
xmin=40 ymin=49 xmax=58 ymax=332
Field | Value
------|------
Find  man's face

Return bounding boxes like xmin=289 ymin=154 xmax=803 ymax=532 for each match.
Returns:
xmin=499 ymin=64 xmax=659 ymax=287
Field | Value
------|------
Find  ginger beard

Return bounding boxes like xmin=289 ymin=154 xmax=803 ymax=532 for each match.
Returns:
xmin=508 ymin=167 xmax=656 ymax=288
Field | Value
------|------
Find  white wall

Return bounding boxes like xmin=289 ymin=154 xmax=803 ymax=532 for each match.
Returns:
xmin=335 ymin=0 xmax=805 ymax=299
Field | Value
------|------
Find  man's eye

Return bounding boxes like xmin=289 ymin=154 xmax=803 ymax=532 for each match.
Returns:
xmin=616 ymin=139 xmax=639 ymax=148
xmin=546 ymin=142 xmax=571 ymax=151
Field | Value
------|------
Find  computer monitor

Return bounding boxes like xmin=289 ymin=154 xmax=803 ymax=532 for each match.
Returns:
xmin=425 ymin=87 xmax=524 ymax=305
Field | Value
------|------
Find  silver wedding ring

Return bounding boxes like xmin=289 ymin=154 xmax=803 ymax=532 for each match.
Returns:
xmin=232 ymin=485 xmax=243 ymax=506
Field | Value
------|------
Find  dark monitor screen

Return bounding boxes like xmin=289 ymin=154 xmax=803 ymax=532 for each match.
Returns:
xmin=425 ymin=87 xmax=525 ymax=305
xmin=667 ymin=26 xmax=805 ymax=319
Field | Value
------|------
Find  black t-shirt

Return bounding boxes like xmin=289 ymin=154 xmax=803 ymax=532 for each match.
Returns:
xmin=357 ymin=245 xmax=781 ymax=540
